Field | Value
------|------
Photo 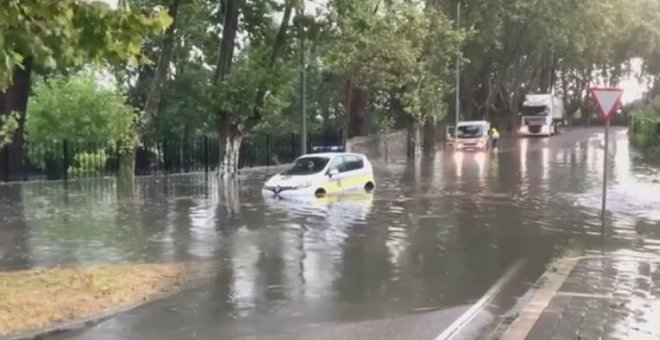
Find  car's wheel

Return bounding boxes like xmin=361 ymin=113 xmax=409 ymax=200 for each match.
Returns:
xmin=364 ymin=182 xmax=375 ymax=193
xmin=314 ymin=188 xmax=326 ymax=198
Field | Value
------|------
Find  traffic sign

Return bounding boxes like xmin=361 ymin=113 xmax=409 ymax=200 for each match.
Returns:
xmin=589 ymin=87 xmax=623 ymax=120
xmin=588 ymin=87 xmax=623 ymax=237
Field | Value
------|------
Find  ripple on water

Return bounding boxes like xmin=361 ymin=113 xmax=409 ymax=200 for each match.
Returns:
xmin=570 ymin=182 xmax=660 ymax=222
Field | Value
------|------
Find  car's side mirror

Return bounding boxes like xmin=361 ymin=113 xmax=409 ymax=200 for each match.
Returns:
xmin=327 ymin=168 xmax=339 ymax=177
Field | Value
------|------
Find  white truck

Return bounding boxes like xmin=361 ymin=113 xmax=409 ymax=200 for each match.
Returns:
xmin=518 ymin=94 xmax=565 ymax=136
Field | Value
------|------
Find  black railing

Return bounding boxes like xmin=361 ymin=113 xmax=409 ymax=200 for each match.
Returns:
xmin=0 ymin=130 xmax=343 ymax=182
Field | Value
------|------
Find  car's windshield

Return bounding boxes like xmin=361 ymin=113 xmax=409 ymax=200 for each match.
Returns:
xmin=281 ymin=157 xmax=330 ymax=176
xmin=521 ymin=105 xmax=548 ymax=116
xmin=457 ymin=125 xmax=484 ymax=138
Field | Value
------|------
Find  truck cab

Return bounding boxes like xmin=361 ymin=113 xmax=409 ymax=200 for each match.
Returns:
xmin=519 ymin=94 xmax=565 ymax=137
xmin=453 ymin=120 xmax=491 ymax=151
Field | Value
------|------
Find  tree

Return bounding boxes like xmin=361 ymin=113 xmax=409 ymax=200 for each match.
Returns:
xmin=26 ymin=70 xmax=134 ymax=144
xmin=25 ymin=70 xmax=135 ymax=178
xmin=323 ymin=0 xmax=463 ymax=152
xmin=0 ymin=0 xmax=171 ymax=181
xmin=440 ymin=0 xmax=660 ymax=127
xmin=208 ymin=0 xmax=297 ymax=176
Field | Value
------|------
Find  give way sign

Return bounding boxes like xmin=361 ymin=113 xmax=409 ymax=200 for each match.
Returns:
xmin=589 ymin=87 xmax=623 ymax=121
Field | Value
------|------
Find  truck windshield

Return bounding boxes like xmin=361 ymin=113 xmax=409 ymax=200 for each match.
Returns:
xmin=457 ymin=125 xmax=484 ymax=138
xmin=521 ymin=105 xmax=548 ymax=116
xmin=281 ymin=157 xmax=330 ymax=175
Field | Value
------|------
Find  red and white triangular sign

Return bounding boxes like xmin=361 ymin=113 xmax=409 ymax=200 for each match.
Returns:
xmin=589 ymin=87 xmax=623 ymax=120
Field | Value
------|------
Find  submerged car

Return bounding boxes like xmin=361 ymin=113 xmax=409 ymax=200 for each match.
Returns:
xmin=263 ymin=146 xmax=375 ymax=197
xmin=263 ymin=192 xmax=374 ymax=218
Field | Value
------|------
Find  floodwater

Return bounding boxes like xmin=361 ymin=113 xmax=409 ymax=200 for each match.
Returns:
xmin=1 ymin=127 xmax=659 ymax=339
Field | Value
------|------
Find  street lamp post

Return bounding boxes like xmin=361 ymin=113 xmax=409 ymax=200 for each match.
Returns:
xmin=298 ymin=3 xmax=308 ymax=155
xmin=455 ymin=1 xmax=461 ymax=127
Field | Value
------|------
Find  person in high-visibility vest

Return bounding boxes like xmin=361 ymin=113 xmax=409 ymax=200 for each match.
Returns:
xmin=489 ymin=127 xmax=500 ymax=149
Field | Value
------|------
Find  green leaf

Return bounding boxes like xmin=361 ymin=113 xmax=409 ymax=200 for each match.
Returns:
xmin=156 ymin=10 xmax=174 ymax=30
xmin=43 ymin=56 xmax=57 ymax=69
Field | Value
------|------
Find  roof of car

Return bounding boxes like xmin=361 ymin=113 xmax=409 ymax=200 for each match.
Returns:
xmin=457 ymin=120 xmax=489 ymax=126
xmin=299 ymin=152 xmax=365 ymax=159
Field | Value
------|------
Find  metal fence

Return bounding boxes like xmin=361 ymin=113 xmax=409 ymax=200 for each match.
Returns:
xmin=0 ymin=131 xmax=343 ymax=182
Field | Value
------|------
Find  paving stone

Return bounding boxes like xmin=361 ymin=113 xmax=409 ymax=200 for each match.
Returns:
xmin=524 ymin=255 xmax=660 ymax=340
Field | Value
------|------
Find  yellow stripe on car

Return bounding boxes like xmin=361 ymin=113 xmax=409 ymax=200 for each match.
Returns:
xmin=320 ymin=174 xmax=374 ymax=194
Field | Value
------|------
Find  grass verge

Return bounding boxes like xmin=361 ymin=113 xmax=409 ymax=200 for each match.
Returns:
xmin=0 ymin=263 xmax=189 ymax=337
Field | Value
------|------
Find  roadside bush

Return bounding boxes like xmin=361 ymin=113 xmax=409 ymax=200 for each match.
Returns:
xmin=68 ymin=151 xmax=108 ymax=178
xmin=629 ymin=97 xmax=660 ymax=158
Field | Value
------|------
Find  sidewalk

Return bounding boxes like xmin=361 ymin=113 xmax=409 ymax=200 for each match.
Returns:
xmin=498 ymin=249 xmax=660 ymax=340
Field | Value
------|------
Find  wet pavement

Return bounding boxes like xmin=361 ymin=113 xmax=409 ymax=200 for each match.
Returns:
xmin=1 ymin=127 xmax=659 ymax=339
xmin=525 ymin=249 xmax=660 ymax=340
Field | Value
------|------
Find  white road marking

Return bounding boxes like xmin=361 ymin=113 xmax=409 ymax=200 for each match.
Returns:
xmin=434 ymin=260 xmax=526 ymax=340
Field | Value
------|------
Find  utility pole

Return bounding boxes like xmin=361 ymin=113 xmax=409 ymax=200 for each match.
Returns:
xmin=455 ymin=1 xmax=461 ymax=127
xmin=299 ymin=2 xmax=308 ymax=155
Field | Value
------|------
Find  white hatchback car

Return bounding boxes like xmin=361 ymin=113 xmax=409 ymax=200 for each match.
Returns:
xmin=263 ymin=147 xmax=375 ymax=198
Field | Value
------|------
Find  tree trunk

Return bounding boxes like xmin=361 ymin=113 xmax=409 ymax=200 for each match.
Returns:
xmin=214 ymin=0 xmax=241 ymax=82
xmin=422 ymin=119 xmax=436 ymax=154
xmin=382 ymin=136 xmax=390 ymax=162
xmin=117 ymin=147 xmax=136 ymax=194
xmin=219 ymin=124 xmax=243 ymax=177
xmin=141 ymin=0 xmax=183 ymax=133
xmin=117 ymin=0 xmax=182 ymax=186
xmin=0 ymin=57 xmax=33 ymax=181
xmin=406 ymin=118 xmax=420 ymax=160
xmin=0 ymin=185 xmax=31 ymax=268
xmin=345 ymin=79 xmax=369 ymax=138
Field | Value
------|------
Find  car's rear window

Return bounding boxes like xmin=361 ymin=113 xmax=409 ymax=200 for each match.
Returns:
xmin=281 ymin=157 xmax=330 ymax=175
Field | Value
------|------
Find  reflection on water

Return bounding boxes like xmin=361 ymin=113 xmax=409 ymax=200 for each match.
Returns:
xmin=452 ymin=151 xmax=487 ymax=181
xmin=568 ymin=130 xmax=660 ymax=227
xmin=0 ymin=128 xmax=659 ymax=333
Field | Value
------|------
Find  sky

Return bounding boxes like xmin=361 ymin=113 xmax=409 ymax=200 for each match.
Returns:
xmin=617 ymin=59 xmax=647 ymax=104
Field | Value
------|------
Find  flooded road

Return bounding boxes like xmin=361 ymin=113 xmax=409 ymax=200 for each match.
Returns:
xmin=2 ymin=127 xmax=659 ymax=339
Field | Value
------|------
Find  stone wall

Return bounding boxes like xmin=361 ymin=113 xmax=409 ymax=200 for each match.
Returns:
xmin=346 ymin=130 xmax=408 ymax=161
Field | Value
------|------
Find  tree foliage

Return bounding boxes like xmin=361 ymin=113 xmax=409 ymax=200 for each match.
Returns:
xmin=629 ymin=96 xmax=660 ymax=158
xmin=438 ymin=0 xmax=660 ymax=125
xmin=26 ymin=70 xmax=135 ymax=144
xmin=0 ymin=0 xmax=172 ymax=181
xmin=114 ymin=0 xmax=660 ymax=164
xmin=0 ymin=0 xmax=172 ymax=91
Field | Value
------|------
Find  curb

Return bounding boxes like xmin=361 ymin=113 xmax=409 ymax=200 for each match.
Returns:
xmin=485 ymin=238 xmax=588 ymax=340
xmin=485 ymin=255 xmax=580 ymax=340
xmin=498 ymin=256 xmax=578 ymax=340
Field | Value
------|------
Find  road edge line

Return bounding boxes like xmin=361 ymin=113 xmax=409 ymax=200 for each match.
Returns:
xmin=434 ymin=260 xmax=526 ymax=340
xmin=498 ymin=256 xmax=578 ymax=340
